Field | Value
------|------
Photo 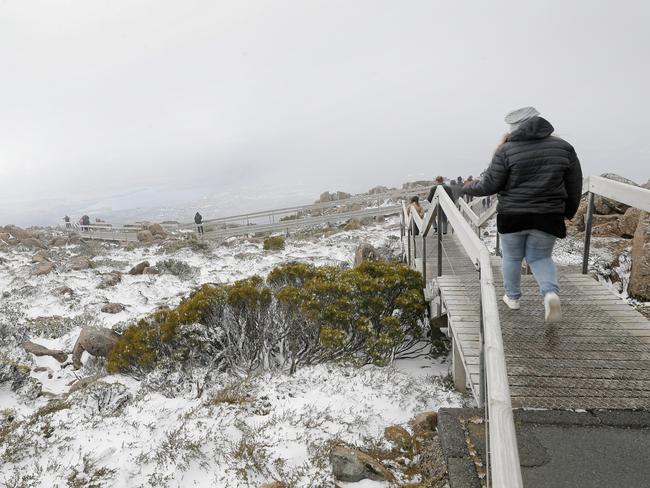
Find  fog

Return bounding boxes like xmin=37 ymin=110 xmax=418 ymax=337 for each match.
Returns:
xmin=1 ymin=0 xmax=648 ymax=225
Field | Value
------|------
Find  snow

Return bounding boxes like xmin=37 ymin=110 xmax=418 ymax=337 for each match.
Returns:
xmin=0 ymin=218 xmax=466 ymax=487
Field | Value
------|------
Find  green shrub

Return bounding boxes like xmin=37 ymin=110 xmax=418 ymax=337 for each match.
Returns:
xmin=263 ymin=236 xmax=285 ymax=251
xmin=107 ymin=260 xmax=426 ymax=374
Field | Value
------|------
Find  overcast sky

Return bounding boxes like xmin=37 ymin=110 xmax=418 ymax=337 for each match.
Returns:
xmin=1 ymin=0 xmax=649 ymax=225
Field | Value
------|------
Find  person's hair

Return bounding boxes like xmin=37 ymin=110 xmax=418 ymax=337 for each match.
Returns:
xmin=410 ymin=196 xmax=419 ymax=204
xmin=435 ymin=176 xmax=444 ymax=183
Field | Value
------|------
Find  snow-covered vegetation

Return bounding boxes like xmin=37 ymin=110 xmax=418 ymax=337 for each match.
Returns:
xmin=0 ymin=218 xmax=466 ymax=487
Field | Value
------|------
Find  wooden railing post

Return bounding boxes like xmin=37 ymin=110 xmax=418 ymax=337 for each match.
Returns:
xmin=582 ymin=191 xmax=595 ymax=274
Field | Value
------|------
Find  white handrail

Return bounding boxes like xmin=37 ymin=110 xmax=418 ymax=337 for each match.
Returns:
xmin=458 ymin=198 xmax=480 ymax=227
xmin=588 ymin=176 xmax=650 ymax=212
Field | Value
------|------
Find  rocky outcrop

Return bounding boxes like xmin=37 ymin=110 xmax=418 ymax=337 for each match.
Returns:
xmin=147 ymin=223 xmax=166 ymax=237
xmin=354 ymin=243 xmax=379 ymax=266
xmin=620 ymin=208 xmax=643 ymax=238
xmin=368 ymin=185 xmax=389 ymax=195
xmin=34 ymin=262 xmax=55 ymax=276
xmin=629 ymin=211 xmax=650 ymax=301
xmin=97 ymin=271 xmax=122 ymax=288
xmin=31 ymin=250 xmax=50 ymax=263
xmin=318 ymin=191 xmax=352 ymax=203
xmin=129 ymin=261 xmax=150 ymax=275
xmin=142 ymin=266 xmax=159 ymax=275
xmin=20 ymin=237 xmax=46 ymax=249
xmin=137 ymin=230 xmax=154 ymax=243
xmin=330 ymin=446 xmax=395 ymax=483
xmin=22 ymin=340 xmax=68 ymax=363
xmin=101 ymin=303 xmax=125 ymax=314
xmin=69 ymin=255 xmax=93 ymax=270
xmin=72 ymin=327 xmax=120 ymax=369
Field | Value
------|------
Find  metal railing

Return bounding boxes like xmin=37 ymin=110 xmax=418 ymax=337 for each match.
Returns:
xmin=401 ymin=187 xmax=523 ymax=488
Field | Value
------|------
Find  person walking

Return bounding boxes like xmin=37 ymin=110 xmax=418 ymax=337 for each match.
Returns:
xmin=427 ymin=176 xmax=454 ymax=234
xmin=64 ymin=215 xmax=71 ymax=229
xmin=460 ymin=107 xmax=582 ymax=322
xmin=194 ymin=212 xmax=204 ymax=236
xmin=406 ymin=196 xmax=425 ymax=236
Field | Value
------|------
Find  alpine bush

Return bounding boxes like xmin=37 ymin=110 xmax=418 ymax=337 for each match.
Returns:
xmin=107 ymin=260 xmax=426 ymax=375
xmin=262 ymin=236 xmax=285 ymax=251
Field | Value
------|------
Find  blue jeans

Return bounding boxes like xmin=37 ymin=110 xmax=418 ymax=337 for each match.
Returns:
xmin=500 ymin=230 xmax=559 ymax=299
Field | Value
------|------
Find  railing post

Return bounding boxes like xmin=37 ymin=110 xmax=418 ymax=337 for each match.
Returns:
xmin=582 ymin=192 xmax=595 ymax=274
xmin=422 ymin=234 xmax=427 ymax=287
xmin=437 ymin=206 xmax=443 ymax=277
xmin=407 ymin=225 xmax=412 ymax=267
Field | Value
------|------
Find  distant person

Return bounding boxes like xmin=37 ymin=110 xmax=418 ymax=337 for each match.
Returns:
xmin=463 ymin=176 xmax=474 ymax=202
xmin=194 ymin=212 xmax=204 ymax=236
xmin=406 ymin=196 xmax=425 ymax=236
xmin=64 ymin=215 xmax=71 ymax=229
xmin=427 ymin=176 xmax=453 ymax=234
xmin=456 ymin=176 xmax=463 ymax=186
xmin=79 ymin=215 xmax=90 ymax=231
xmin=460 ymin=107 xmax=583 ymax=322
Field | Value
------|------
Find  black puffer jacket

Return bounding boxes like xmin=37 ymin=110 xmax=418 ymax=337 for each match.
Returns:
xmin=463 ymin=117 xmax=583 ymax=219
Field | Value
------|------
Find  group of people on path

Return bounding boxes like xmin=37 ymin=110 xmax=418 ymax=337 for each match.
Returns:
xmin=407 ymin=107 xmax=582 ymax=323
xmin=63 ymin=214 xmax=91 ymax=231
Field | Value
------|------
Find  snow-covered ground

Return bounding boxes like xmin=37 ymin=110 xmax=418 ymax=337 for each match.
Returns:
xmin=0 ymin=218 xmax=467 ymax=487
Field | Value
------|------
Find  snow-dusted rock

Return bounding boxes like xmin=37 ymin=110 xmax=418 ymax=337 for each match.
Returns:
xmin=147 ymin=223 xmax=166 ymax=237
xmin=330 ymin=446 xmax=395 ymax=482
xmin=34 ymin=261 xmax=55 ymax=276
xmin=384 ymin=425 xmax=413 ymax=450
xmin=72 ymin=327 xmax=120 ymax=369
xmin=69 ymin=255 xmax=93 ymax=270
xmin=23 ymin=340 xmax=68 ymax=363
xmin=20 ymin=237 xmax=46 ymax=250
xmin=31 ymin=250 xmax=50 ymax=263
xmin=128 ymin=260 xmax=150 ymax=275
xmin=143 ymin=266 xmax=159 ymax=275
xmin=629 ymin=211 xmax=650 ymax=301
xmin=101 ymin=303 xmax=125 ymax=314
xmin=354 ymin=242 xmax=379 ymax=266
xmin=137 ymin=230 xmax=154 ymax=243
xmin=97 ymin=271 xmax=122 ymax=288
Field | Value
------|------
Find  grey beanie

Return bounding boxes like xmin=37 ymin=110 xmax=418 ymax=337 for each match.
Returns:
xmin=505 ymin=106 xmax=540 ymax=131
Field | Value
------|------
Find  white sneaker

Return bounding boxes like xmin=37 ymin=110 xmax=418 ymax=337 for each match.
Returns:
xmin=503 ymin=295 xmax=520 ymax=310
xmin=544 ymin=293 xmax=561 ymax=322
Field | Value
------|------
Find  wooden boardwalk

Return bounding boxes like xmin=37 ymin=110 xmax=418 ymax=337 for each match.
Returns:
xmin=437 ymin=264 xmax=650 ymax=409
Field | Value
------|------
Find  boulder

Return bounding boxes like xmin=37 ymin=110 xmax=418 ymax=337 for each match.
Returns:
xmin=68 ymin=233 xmax=81 ymax=244
xmin=143 ymin=266 xmax=159 ymax=275
xmin=330 ymin=446 xmax=395 ymax=483
xmin=354 ymin=243 xmax=379 ymax=266
xmin=591 ymin=214 xmax=621 ymax=238
xmin=101 ymin=303 xmax=125 ymax=314
xmin=31 ymin=250 xmax=50 ymax=263
xmin=97 ymin=271 xmax=122 ymax=288
xmin=22 ymin=340 xmax=68 ymax=363
xmin=4 ymin=224 xmax=31 ymax=239
xmin=334 ymin=191 xmax=351 ymax=201
xmin=147 ymin=223 xmax=166 ymax=237
xmin=319 ymin=191 xmax=333 ymax=203
xmin=129 ymin=261 xmax=150 ymax=275
xmin=55 ymin=286 xmax=74 ymax=296
xmin=368 ymin=185 xmax=389 ymax=195
xmin=410 ymin=411 xmax=438 ymax=438
xmin=69 ymin=255 xmax=93 ymax=270
xmin=384 ymin=425 xmax=413 ymax=451
xmin=20 ymin=237 xmax=46 ymax=249
xmin=50 ymin=237 xmax=68 ymax=247
xmin=620 ymin=207 xmax=643 ymax=238
xmin=568 ymin=197 xmax=588 ymax=233
xmin=0 ymin=232 xmax=10 ymax=242
xmin=71 ymin=327 xmax=120 ymax=369
xmin=34 ymin=262 xmax=55 ymax=276
xmin=137 ymin=230 xmax=154 ymax=243
xmin=629 ymin=211 xmax=650 ymax=301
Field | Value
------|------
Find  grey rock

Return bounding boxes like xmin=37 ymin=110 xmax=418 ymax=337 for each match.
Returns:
xmin=33 ymin=261 xmax=55 ymax=276
xmin=72 ymin=327 xmax=120 ymax=369
xmin=330 ymin=446 xmax=395 ymax=483
xmin=101 ymin=303 xmax=125 ymax=314
xmin=128 ymin=261 xmax=150 ymax=275
xmin=22 ymin=340 xmax=68 ymax=363
xmin=353 ymin=243 xmax=379 ymax=266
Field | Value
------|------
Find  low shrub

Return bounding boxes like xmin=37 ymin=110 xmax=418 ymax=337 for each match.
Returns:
xmin=263 ymin=236 xmax=285 ymax=251
xmin=157 ymin=259 xmax=198 ymax=280
xmin=107 ymin=261 xmax=426 ymax=375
